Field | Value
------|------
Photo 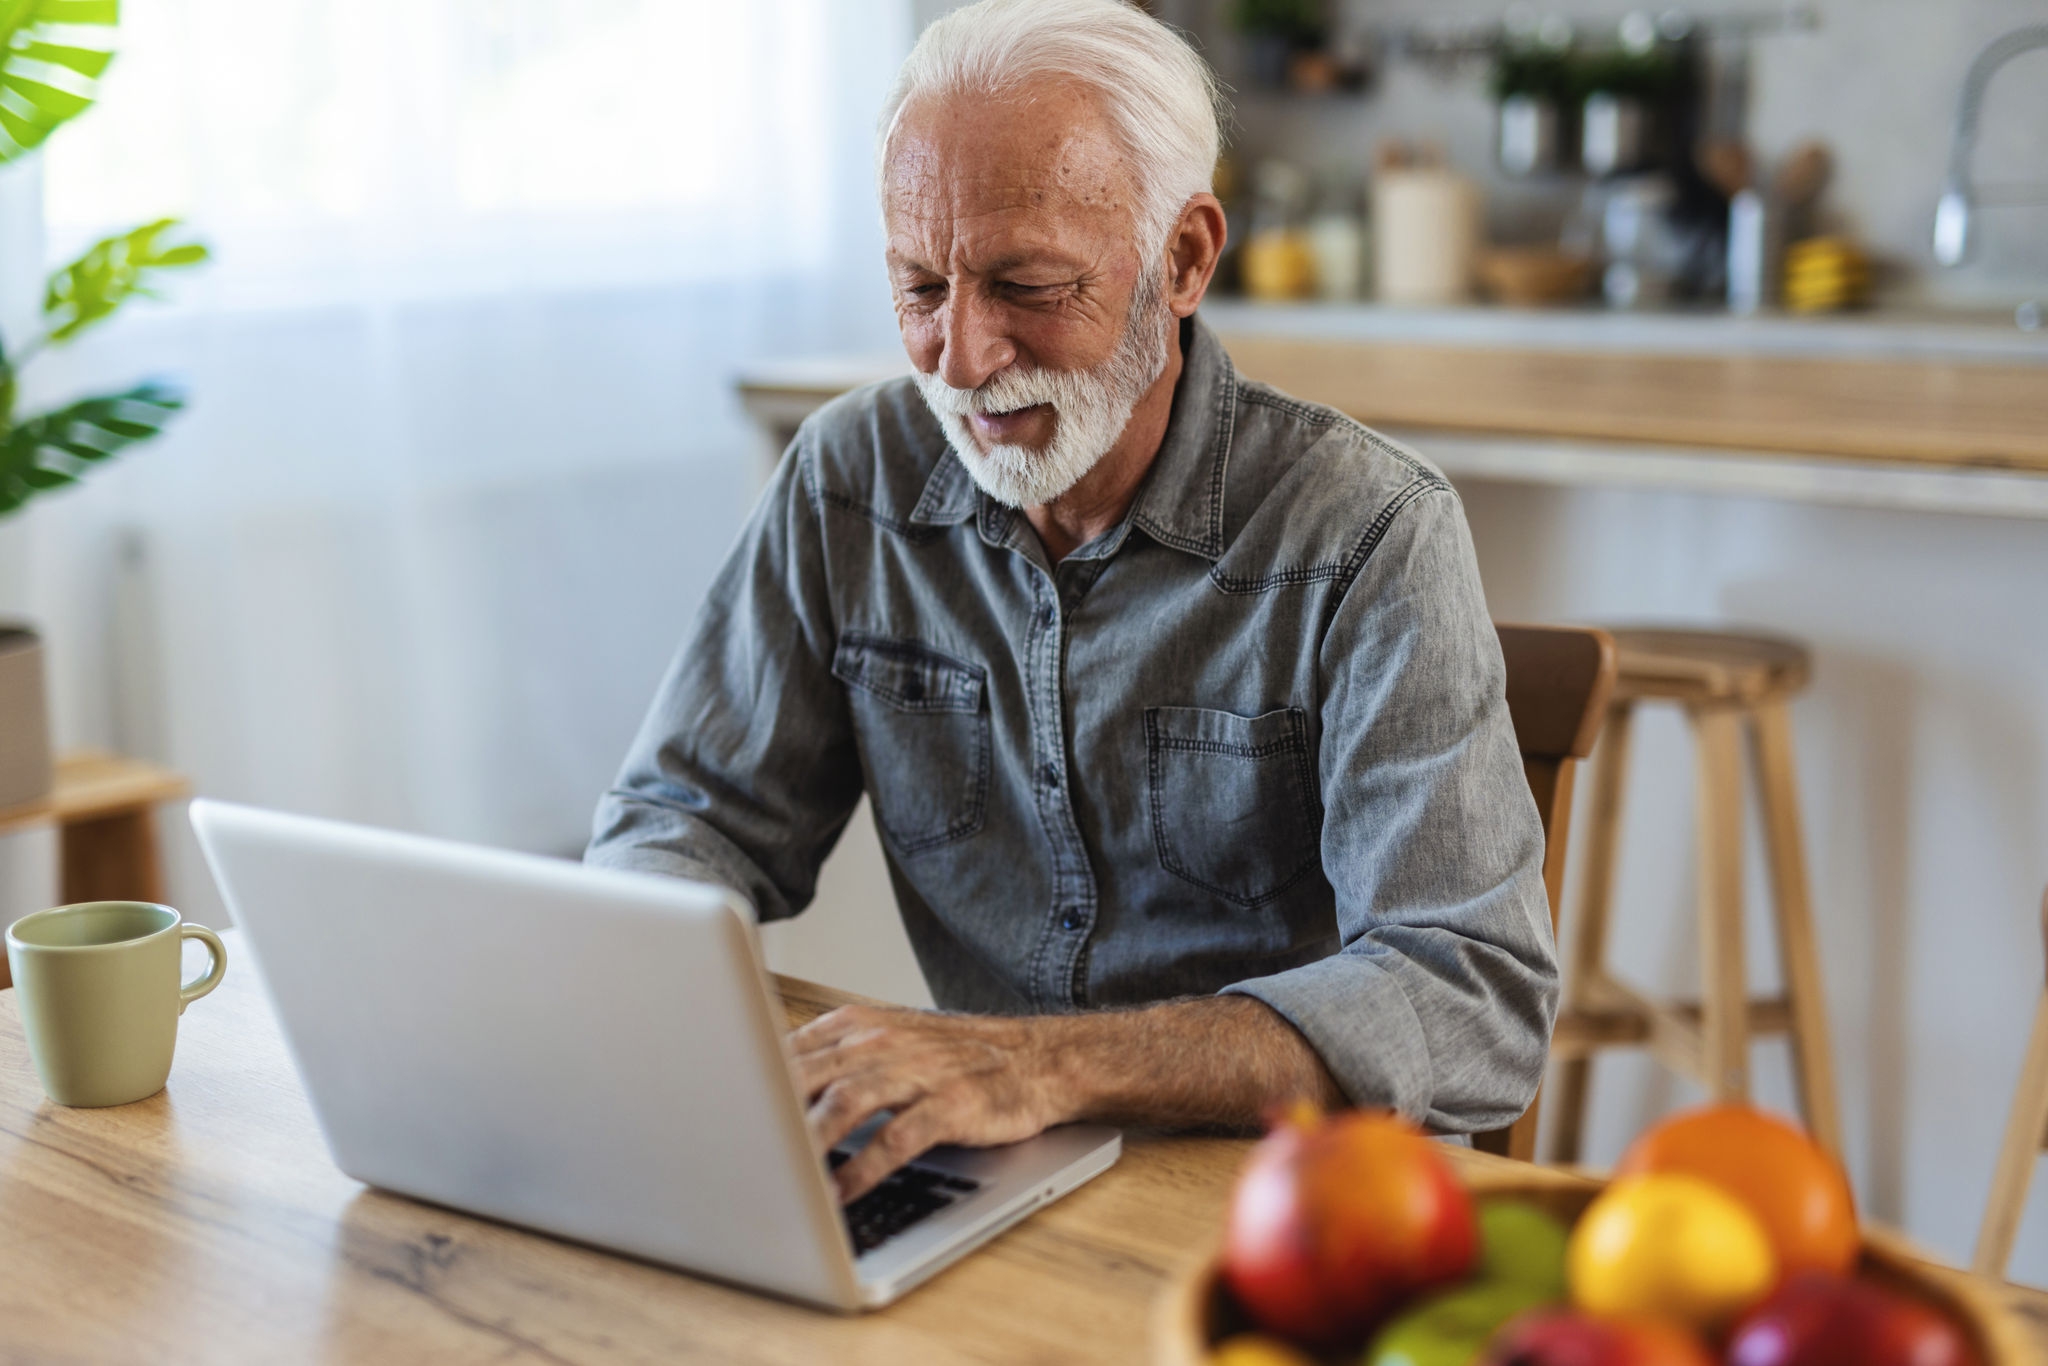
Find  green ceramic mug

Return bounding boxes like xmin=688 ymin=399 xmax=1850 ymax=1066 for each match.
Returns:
xmin=6 ymin=901 xmax=227 ymax=1107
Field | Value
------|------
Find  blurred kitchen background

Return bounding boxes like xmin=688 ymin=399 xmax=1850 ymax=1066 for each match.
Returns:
xmin=1175 ymin=0 xmax=2047 ymax=312
xmin=1 ymin=0 xmax=2045 ymax=1288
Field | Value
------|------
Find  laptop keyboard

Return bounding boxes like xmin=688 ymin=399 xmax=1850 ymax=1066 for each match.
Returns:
xmin=830 ymin=1150 xmax=983 ymax=1255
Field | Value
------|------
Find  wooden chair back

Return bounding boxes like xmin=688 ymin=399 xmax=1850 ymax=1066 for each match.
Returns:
xmin=1497 ymin=623 xmax=1618 ymax=927
xmin=1973 ymin=883 xmax=2048 ymax=1279
xmin=1473 ymin=623 xmax=1617 ymax=1160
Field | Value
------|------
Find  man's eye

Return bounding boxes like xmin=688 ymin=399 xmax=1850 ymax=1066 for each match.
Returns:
xmin=906 ymin=282 xmax=944 ymax=298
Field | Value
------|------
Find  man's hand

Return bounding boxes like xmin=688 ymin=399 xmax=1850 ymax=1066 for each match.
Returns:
xmin=792 ymin=1004 xmax=1066 ymax=1203
xmin=790 ymin=995 xmax=1346 ymax=1203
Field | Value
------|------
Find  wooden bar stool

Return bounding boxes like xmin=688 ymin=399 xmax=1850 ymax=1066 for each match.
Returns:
xmin=1547 ymin=627 xmax=1842 ymax=1163
xmin=1973 ymin=885 xmax=2048 ymax=1280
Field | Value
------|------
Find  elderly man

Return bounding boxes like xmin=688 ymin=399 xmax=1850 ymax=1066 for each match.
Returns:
xmin=588 ymin=0 xmax=1556 ymax=1201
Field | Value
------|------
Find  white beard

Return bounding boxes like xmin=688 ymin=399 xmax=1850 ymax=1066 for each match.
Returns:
xmin=912 ymin=267 xmax=1172 ymax=509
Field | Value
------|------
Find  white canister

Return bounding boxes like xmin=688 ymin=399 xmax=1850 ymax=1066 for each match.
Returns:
xmin=1307 ymin=211 xmax=1368 ymax=301
xmin=1373 ymin=167 xmax=1481 ymax=305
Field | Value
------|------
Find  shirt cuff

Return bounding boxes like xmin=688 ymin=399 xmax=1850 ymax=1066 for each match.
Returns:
xmin=1221 ymin=952 xmax=1435 ymax=1120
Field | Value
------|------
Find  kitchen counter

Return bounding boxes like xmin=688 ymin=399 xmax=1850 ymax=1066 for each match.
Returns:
xmin=1217 ymin=331 xmax=2048 ymax=473
xmin=1200 ymin=300 xmax=2048 ymax=365
xmin=737 ymin=302 xmax=2048 ymax=518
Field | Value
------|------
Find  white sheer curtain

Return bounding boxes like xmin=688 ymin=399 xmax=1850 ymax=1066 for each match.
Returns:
xmin=0 ymin=0 xmax=911 ymax=913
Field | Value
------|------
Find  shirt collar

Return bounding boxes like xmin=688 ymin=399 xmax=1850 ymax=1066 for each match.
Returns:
xmin=1123 ymin=313 xmax=1233 ymax=562
xmin=908 ymin=312 xmax=1236 ymax=564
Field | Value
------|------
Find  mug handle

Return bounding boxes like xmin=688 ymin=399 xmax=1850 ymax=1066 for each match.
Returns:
xmin=178 ymin=924 xmax=228 ymax=1014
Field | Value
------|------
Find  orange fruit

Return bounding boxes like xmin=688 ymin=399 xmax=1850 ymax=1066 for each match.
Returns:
xmin=1615 ymin=1103 xmax=1858 ymax=1277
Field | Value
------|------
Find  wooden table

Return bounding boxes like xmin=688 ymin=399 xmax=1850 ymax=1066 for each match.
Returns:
xmin=3 ymin=938 xmax=2044 ymax=1363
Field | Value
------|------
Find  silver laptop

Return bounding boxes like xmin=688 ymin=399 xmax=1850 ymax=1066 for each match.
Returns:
xmin=188 ymin=798 xmax=1120 ymax=1310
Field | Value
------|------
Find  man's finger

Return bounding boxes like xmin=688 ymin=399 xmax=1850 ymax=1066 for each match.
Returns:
xmin=808 ymin=1069 xmax=923 ymax=1156
xmin=832 ymin=1103 xmax=943 ymax=1204
xmin=792 ymin=1020 xmax=901 ymax=1101
xmin=789 ymin=1004 xmax=877 ymax=1054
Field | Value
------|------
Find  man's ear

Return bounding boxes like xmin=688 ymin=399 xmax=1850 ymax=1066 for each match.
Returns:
xmin=1164 ymin=192 xmax=1226 ymax=318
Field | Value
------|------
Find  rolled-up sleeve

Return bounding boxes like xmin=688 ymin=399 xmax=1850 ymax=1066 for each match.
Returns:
xmin=1221 ymin=485 xmax=1559 ymax=1132
xmin=585 ymin=432 xmax=861 ymax=922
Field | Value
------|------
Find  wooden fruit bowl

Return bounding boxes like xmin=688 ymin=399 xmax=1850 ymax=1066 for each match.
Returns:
xmin=1154 ymin=1165 xmax=2043 ymax=1366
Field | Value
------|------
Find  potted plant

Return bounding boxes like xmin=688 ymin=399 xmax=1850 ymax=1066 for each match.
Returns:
xmin=1491 ymin=44 xmax=1578 ymax=176
xmin=1577 ymin=43 xmax=1680 ymax=178
xmin=0 ymin=0 xmax=207 ymax=809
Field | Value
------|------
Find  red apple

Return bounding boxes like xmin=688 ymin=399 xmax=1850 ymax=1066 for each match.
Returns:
xmin=1221 ymin=1107 xmax=1477 ymax=1347
xmin=1724 ymin=1273 xmax=1842 ymax=1366
xmin=1481 ymin=1308 xmax=1716 ymax=1366
xmin=1727 ymin=1272 xmax=1980 ymax=1366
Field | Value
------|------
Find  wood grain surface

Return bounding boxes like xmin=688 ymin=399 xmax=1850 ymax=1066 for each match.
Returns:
xmin=1214 ymin=334 xmax=2048 ymax=473
xmin=1 ymin=937 xmax=2043 ymax=1363
xmin=0 ymin=941 xmax=1255 ymax=1364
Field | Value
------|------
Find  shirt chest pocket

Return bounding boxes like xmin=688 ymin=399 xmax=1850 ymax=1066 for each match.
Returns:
xmin=832 ymin=633 xmax=990 ymax=855
xmin=1144 ymin=705 xmax=1321 ymax=907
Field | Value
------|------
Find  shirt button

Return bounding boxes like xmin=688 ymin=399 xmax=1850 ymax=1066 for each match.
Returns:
xmin=1059 ymin=908 xmax=1084 ymax=932
xmin=901 ymin=676 xmax=924 ymax=702
xmin=1040 ymin=763 xmax=1060 ymax=789
xmin=1041 ymin=604 xmax=1057 ymax=628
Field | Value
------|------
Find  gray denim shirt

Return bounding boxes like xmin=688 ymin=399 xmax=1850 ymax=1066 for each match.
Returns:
xmin=588 ymin=317 xmax=1558 ymax=1132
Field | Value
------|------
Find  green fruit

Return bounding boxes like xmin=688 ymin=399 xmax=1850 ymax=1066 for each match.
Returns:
xmin=1475 ymin=1200 xmax=1570 ymax=1300
xmin=1363 ymin=1282 xmax=1550 ymax=1366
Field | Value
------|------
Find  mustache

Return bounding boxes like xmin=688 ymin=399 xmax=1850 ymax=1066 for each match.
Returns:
xmin=912 ymin=365 xmax=1087 ymax=418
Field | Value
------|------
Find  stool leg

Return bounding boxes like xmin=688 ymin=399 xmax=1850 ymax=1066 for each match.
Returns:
xmin=1750 ymin=699 xmax=1843 ymax=1156
xmin=1694 ymin=705 xmax=1750 ymax=1102
xmin=1550 ymin=701 xmax=1635 ymax=1165
xmin=1974 ymin=988 xmax=2048 ymax=1279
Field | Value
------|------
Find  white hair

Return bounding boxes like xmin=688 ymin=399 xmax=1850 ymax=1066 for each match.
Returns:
xmin=877 ymin=0 xmax=1227 ymax=260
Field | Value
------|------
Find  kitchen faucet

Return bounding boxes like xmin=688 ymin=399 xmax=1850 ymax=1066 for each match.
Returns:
xmin=1933 ymin=25 xmax=2048 ymax=268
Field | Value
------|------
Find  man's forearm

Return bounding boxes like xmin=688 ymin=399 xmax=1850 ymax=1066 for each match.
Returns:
xmin=1038 ymin=995 xmax=1347 ymax=1129
xmin=792 ymin=993 xmax=1347 ymax=1200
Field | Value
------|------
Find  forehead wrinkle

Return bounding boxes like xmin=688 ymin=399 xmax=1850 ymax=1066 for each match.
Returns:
xmin=882 ymin=80 xmax=1138 ymax=250
xmin=888 ymin=149 xmax=1125 ymax=222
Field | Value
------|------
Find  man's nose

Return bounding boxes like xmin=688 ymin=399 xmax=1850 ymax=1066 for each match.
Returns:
xmin=935 ymin=292 xmax=1017 ymax=391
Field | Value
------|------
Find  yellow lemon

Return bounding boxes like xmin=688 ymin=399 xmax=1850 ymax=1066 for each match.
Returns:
xmin=1209 ymin=1333 xmax=1319 ymax=1366
xmin=1568 ymin=1172 xmax=1777 ymax=1331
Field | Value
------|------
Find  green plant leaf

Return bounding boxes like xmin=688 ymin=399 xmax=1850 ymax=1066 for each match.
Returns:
xmin=43 ymin=217 xmax=210 ymax=344
xmin=0 ymin=377 xmax=183 ymax=517
xmin=0 ymin=0 xmax=120 ymax=165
